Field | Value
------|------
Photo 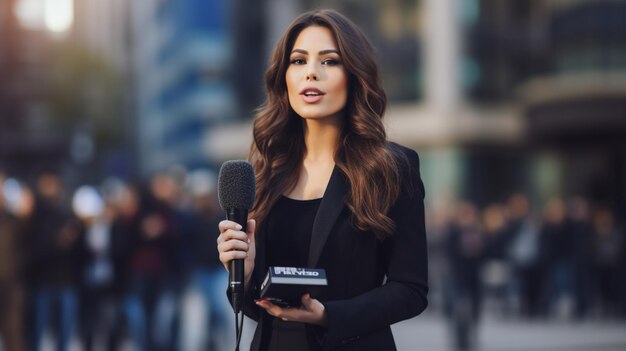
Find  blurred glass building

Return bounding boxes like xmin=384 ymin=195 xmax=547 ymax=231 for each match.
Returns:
xmin=0 ymin=0 xmax=61 ymax=177
xmin=462 ymin=0 xmax=626 ymax=211
xmin=129 ymin=0 xmax=237 ymax=174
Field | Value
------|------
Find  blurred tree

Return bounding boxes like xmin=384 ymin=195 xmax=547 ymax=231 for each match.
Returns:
xmin=46 ymin=43 xmax=125 ymax=163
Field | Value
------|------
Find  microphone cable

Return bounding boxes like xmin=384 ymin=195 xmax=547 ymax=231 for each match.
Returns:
xmin=234 ymin=309 xmax=244 ymax=351
xmin=233 ymin=272 xmax=244 ymax=351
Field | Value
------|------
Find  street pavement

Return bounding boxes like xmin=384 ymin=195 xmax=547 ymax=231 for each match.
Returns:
xmin=392 ymin=313 xmax=626 ymax=351
xmin=32 ymin=313 xmax=626 ymax=351
xmin=237 ymin=313 xmax=626 ymax=351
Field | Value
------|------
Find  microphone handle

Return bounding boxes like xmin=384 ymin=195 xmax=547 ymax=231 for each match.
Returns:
xmin=227 ymin=208 xmax=248 ymax=313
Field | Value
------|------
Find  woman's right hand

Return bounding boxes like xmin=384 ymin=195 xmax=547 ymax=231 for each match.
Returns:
xmin=217 ymin=219 xmax=256 ymax=288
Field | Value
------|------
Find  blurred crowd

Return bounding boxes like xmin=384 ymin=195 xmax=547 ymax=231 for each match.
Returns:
xmin=2 ymin=167 xmax=625 ymax=351
xmin=0 ymin=168 xmax=233 ymax=351
xmin=427 ymin=193 xmax=625 ymax=350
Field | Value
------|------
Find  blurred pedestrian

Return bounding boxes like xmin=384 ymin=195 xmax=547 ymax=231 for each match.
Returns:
xmin=446 ymin=201 xmax=484 ymax=351
xmin=74 ymin=185 xmax=120 ymax=351
xmin=566 ymin=197 xmax=593 ymax=319
xmin=505 ymin=194 xmax=546 ymax=318
xmin=124 ymin=174 xmax=181 ymax=351
xmin=110 ymin=183 xmax=142 ymax=348
xmin=542 ymin=197 xmax=575 ymax=319
xmin=0 ymin=175 xmax=28 ymax=351
xmin=30 ymin=172 xmax=84 ymax=351
xmin=591 ymin=207 xmax=622 ymax=318
xmin=481 ymin=203 xmax=511 ymax=317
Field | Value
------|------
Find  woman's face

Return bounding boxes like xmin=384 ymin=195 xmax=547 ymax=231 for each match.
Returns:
xmin=286 ymin=25 xmax=348 ymax=122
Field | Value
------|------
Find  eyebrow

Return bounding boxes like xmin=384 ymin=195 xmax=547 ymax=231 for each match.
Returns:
xmin=290 ymin=49 xmax=340 ymax=56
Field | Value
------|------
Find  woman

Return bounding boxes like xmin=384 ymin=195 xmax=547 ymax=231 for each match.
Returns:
xmin=217 ymin=9 xmax=428 ymax=351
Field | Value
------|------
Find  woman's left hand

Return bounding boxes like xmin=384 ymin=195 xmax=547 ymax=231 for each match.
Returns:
xmin=256 ymin=294 xmax=328 ymax=327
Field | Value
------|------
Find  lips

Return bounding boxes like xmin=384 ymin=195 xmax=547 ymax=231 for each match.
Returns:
xmin=300 ymin=87 xmax=325 ymax=103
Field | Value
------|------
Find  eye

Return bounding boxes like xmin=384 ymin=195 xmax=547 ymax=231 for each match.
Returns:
xmin=322 ymin=58 xmax=341 ymax=66
xmin=290 ymin=58 xmax=306 ymax=65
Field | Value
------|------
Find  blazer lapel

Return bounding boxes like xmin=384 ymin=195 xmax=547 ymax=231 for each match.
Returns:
xmin=307 ymin=166 xmax=348 ymax=267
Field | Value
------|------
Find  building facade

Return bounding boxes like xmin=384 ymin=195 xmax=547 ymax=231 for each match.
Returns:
xmin=131 ymin=0 xmax=239 ymax=176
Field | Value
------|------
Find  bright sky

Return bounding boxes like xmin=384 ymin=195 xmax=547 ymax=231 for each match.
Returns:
xmin=15 ymin=0 xmax=74 ymax=33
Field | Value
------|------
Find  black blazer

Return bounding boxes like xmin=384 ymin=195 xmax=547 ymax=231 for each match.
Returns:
xmin=241 ymin=144 xmax=428 ymax=351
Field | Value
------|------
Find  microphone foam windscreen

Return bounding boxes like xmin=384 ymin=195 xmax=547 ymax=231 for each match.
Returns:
xmin=218 ymin=160 xmax=256 ymax=210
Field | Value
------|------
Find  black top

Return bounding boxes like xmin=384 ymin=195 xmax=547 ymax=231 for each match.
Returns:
xmin=265 ymin=196 xmax=322 ymax=268
xmin=264 ymin=195 xmax=322 ymax=351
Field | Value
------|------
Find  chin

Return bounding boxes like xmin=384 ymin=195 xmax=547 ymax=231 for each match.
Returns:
xmin=295 ymin=108 xmax=342 ymax=121
xmin=300 ymin=114 xmax=335 ymax=121
xmin=295 ymin=110 xmax=321 ymax=119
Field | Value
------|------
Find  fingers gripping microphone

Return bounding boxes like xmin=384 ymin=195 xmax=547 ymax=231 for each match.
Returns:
xmin=218 ymin=160 xmax=255 ymax=313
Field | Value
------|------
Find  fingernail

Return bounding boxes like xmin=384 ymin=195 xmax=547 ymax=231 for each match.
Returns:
xmin=236 ymin=224 xmax=242 ymax=230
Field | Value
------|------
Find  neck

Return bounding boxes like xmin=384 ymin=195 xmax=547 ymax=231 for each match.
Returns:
xmin=302 ymin=115 xmax=341 ymax=163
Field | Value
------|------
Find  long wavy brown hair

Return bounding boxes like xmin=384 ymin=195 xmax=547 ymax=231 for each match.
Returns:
xmin=249 ymin=9 xmax=403 ymax=240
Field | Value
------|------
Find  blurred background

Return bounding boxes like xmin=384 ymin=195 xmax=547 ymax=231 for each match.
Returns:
xmin=1 ymin=0 xmax=625 ymax=350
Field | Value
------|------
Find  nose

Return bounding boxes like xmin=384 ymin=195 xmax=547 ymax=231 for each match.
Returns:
xmin=305 ymin=63 xmax=318 ymax=81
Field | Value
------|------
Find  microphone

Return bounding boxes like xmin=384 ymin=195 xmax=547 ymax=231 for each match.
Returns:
xmin=218 ymin=160 xmax=255 ymax=313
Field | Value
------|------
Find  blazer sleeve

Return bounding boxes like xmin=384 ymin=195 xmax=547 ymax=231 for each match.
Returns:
xmin=321 ymin=148 xmax=428 ymax=348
